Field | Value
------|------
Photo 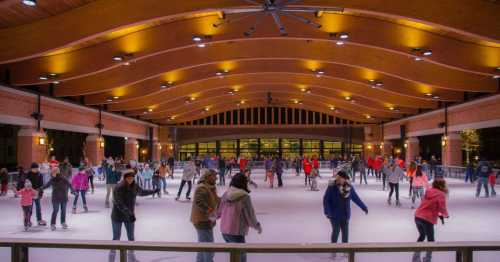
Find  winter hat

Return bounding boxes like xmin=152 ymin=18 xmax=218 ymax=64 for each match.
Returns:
xmin=198 ymin=169 xmax=217 ymax=184
xmin=30 ymin=162 xmax=39 ymax=169
xmin=122 ymin=170 xmax=135 ymax=178
xmin=229 ymin=173 xmax=250 ymax=193
xmin=336 ymin=170 xmax=349 ymax=180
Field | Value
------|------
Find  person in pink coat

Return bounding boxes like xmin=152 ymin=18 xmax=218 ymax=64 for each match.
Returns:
xmin=411 ymin=165 xmax=430 ymax=209
xmin=413 ymin=178 xmax=449 ymax=262
xmin=71 ymin=167 xmax=89 ymax=213
xmin=16 ymin=180 xmax=38 ymax=231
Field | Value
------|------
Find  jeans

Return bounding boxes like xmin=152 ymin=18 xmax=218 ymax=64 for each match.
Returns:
xmin=196 ymin=228 xmax=214 ymax=262
xmin=388 ymin=182 xmax=399 ymax=202
xmin=409 ymin=177 xmax=414 ymax=197
xmin=277 ymin=172 xmax=283 ymax=187
xmin=22 ymin=205 xmax=33 ymax=227
xmin=33 ymin=197 xmax=43 ymax=221
xmin=112 ymin=220 xmax=135 ymax=241
xmin=177 ymin=180 xmax=192 ymax=197
xmin=50 ymin=200 xmax=67 ymax=225
xmin=415 ymin=217 xmax=435 ymax=261
xmin=359 ymin=170 xmax=367 ymax=185
xmin=143 ymin=178 xmax=151 ymax=189
xmin=490 ymin=182 xmax=497 ymax=196
xmin=382 ymin=173 xmax=387 ymax=190
xmin=219 ymin=168 xmax=226 ymax=185
xmin=476 ymin=177 xmax=489 ymax=197
xmin=72 ymin=190 xmax=87 ymax=208
xmin=412 ymin=186 xmax=424 ymax=205
xmin=222 ymin=234 xmax=246 ymax=262
xmin=160 ymin=177 xmax=167 ymax=191
xmin=329 ymin=218 xmax=349 ymax=243
xmin=152 ymin=178 xmax=161 ymax=197
xmin=105 ymin=184 xmax=116 ymax=204
xmin=88 ymin=175 xmax=94 ymax=192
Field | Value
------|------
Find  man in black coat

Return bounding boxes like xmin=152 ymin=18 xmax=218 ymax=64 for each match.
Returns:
xmin=109 ymin=170 xmax=159 ymax=262
xmin=26 ymin=163 xmax=47 ymax=226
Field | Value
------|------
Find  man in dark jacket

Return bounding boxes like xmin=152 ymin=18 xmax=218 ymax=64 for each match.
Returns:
xmin=476 ymin=158 xmax=492 ymax=198
xmin=105 ymin=164 xmax=121 ymax=208
xmin=26 ymin=163 xmax=47 ymax=226
xmin=40 ymin=168 xmax=74 ymax=230
xmin=323 ymin=171 xmax=368 ymax=246
xmin=109 ymin=171 xmax=158 ymax=262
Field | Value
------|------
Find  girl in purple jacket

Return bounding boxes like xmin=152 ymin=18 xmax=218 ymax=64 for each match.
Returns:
xmin=71 ymin=167 xmax=89 ymax=213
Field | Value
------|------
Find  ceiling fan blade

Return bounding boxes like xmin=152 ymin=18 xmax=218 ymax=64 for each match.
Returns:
xmin=222 ymin=7 xmax=265 ymax=14
xmin=280 ymin=11 xmax=322 ymax=28
xmin=281 ymin=6 xmax=344 ymax=13
xmin=282 ymin=0 xmax=304 ymax=4
xmin=271 ymin=11 xmax=288 ymax=36
xmin=241 ymin=0 xmax=262 ymax=5
xmin=212 ymin=12 xmax=257 ymax=28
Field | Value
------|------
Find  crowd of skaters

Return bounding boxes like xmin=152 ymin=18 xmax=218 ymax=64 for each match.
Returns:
xmin=1 ymin=152 xmax=499 ymax=262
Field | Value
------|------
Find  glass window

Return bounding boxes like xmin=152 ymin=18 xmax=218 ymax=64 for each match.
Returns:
xmin=303 ymin=139 xmax=320 ymax=157
xmin=179 ymin=143 xmax=196 ymax=160
xmin=282 ymin=139 xmax=300 ymax=159
xmin=198 ymin=142 xmax=216 ymax=156
xmin=220 ymin=140 xmax=237 ymax=158
xmin=240 ymin=139 xmax=258 ymax=158
xmin=261 ymin=138 xmax=279 ymax=156
xmin=324 ymin=141 xmax=342 ymax=158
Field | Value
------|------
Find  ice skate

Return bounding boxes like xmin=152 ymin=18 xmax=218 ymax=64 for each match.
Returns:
xmin=62 ymin=223 xmax=68 ymax=229
xmin=105 ymin=202 xmax=110 ymax=208
xmin=72 ymin=207 xmax=77 ymax=214
xmin=50 ymin=225 xmax=56 ymax=231
xmin=38 ymin=220 xmax=47 ymax=226
xmin=387 ymin=198 xmax=391 ymax=205
xmin=84 ymin=206 xmax=88 ymax=212
xmin=396 ymin=200 xmax=402 ymax=207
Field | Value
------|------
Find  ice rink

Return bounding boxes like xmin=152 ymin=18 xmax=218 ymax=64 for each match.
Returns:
xmin=1 ymin=168 xmax=499 ymax=262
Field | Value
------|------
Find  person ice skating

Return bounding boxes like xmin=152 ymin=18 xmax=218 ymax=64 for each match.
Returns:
xmin=59 ymin=157 xmax=72 ymax=180
xmin=152 ymin=168 xmax=161 ymax=198
xmin=412 ymin=165 xmax=430 ymax=209
xmin=407 ymin=161 xmax=417 ymax=197
xmin=105 ymin=163 xmax=121 ymax=208
xmin=217 ymin=173 xmax=262 ymax=262
xmin=176 ymin=158 xmax=196 ymax=201
xmin=310 ymin=166 xmax=320 ymax=191
xmin=413 ymin=179 xmax=449 ymax=262
xmin=323 ymin=171 xmax=368 ymax=245
xmin=385 ymin=160 xmax=405 ymax=206
xmin=26 ymin=163 xmax=47 ymax=226
xmin=464 ymin=162 xmax=475 ymax=183
xmin=475 ymin=158 xmax=492 ymax=198
xmin=158 ymin=162 xmax=170 ymax=194
xmin=71 ymin=167 xmax=89 ymax=213
xmin=16 ymin=180 xmax=38 ymax=231
xmin=191 ymin=169 xmax=220 ymax=262
xmin=488 ymin=170 xmax=498 ymax=197
xmin=85 ymin=163 xmax=95 ymax=194
xmin=141 ymin=164 xmax=153 ymax=190
xmin=40 ymin=168 xmax=75 ymax=231
xmin=0 ymin=168 xmax=8 ymax=196
xmin=275 ymin=157 xmax=284 ymax=187
xmin=243 ymin=168 xmax=258 ymax=188
xmin=358 ymin=159 xmax=368 ymax=185
xmin=109 ymin=171 xmax=159 ymax=262
xmin=303 ymin=157 xmax=312 ymax=186
xmin=218 ymin=156 xmax=227 ymax=186
xmin=264 ymin=157 xmax=273 ymax=183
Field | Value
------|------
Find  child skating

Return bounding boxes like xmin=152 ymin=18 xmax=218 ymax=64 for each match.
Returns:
xmin=16 ymin=180 xmax=38 ymax=231
xmin=71 ymin=167 xmax=89 ymax=213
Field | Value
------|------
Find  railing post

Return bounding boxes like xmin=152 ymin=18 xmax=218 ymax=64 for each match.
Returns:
xmin=120 ymin=249 xmax=127 ymax=262
xmin=456 ymin=248 xmax=473 ymax=262
xmin=11 ymin=245 xmax=19 ymax=262
xmin=348 ymin=251 xmax=355 ymax=262
xmin=11 ymin=245 xmax=28 ymax=262
xmin=230 ymin=250 xmax=241 ymax=262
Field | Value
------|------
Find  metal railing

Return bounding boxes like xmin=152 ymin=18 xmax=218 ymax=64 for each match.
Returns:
xmin=1 ymin=238 xmax=499 ymax=262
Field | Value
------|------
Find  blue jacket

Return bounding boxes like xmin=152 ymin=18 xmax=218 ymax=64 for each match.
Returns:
xmin=106 ymin=168 xmax=121 ymax=184
xmin=323 ymin=181 xmax=368 ymax=221
xmin=476 ymin=161 xmax=492 ymax=178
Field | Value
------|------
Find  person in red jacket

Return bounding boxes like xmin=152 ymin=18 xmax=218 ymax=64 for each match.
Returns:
xmin=373 ymin=156 xmax=383 ymax=181
xmin=367 ymin=157 xmax=374 ymax=177
xmin=303 ymin=157 xmax=312 ymax=186
xmin=312 ymin=156 xmax=320 ymax=178
xmin=239 ymin=157 xmax=248 ymax=172
xmin=413 ymin=178 xmax=449 ymax=262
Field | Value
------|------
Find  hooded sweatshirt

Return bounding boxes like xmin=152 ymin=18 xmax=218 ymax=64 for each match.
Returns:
xmin=415 ymin=188 xmax=449 ymax=224
xmin=71 ymin=171 xmax=89 ymax=191
xmin=217 ymin=187 xmax=260 ymax=236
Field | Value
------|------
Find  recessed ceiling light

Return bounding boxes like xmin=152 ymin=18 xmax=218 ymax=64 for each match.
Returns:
xmin=494 ymin=75 xmax=500 ymax=79
xmin=39 ymin=75 xmax=48 ymax=80
xmin=433 ymin=95 xmax=440 ymax=100
xmin=52 ymin=81 xmax=60 ymax=85
xmin=190 ymin=97 xmax=196 ymax=101
xmin=123 ymin=61 xmax=131 ymax=66
xmin=423 ymin=50 xmax=433 ymax=56
xmin=329 ymin=106 xmax=336 ymax=110
xmin=22 ymin=0 xmax=36 ymax=6
xmin=425 ymin=93 xmax=433 ymax=97
xmin=366 ymin=115 xmax=371 ymax=119
xmin=345 ymin=96 xmax=351 ymax=100
xmin=113 ymin=96 xmax=119 ymax=99
xmin=339 ymin=33 xmax=349 ymax=39
xmin=148 ymin=108 xmax=153 ymax=112
xmin=106 ymin=98 xmax=113 ymax=102
xmin=414 ymin=57 xmax=423 ymax=61
xmin=240 ymin=100 xmax=245 ymax=104
xmin=192 ymin=36 xmax=202 ymax=42
xmin=336 ymin=41 xmax=344 ymax=46
xmin=197 ymin=43 xmax=206 ymax=48
xmin=112 ymin=55 xmax=124 ymax=61
xmin=389 ymin=106 xmax=395 ymax=110
xmin=48 ymin=73 xmax=58 ymax=77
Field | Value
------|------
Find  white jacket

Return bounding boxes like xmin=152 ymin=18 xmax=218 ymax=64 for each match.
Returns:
xmin=182 ymin=162 xmax=197 ymax=181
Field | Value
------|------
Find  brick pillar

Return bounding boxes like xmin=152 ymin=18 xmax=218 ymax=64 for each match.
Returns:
xmin=405 ymin=137 xmax=420 ymax=163
xmin=382 ymin=141 xmax=392 ymax=157
xmin=17 ymin=127 xmax=48 ymax=169
xmin=85 ymin=135 xmax=104 ymax=166
xmin=125 ymin=138 xmax=138 ymax=162
xmin=152 ymin=141 xmax=161 ymax=162
xmin=442 ymin=133 xmax=462 ymax=166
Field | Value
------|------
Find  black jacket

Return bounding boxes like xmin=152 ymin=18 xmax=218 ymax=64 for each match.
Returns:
xmin=111 ymin=181 xmax=155 ymax=222
xmin=41 ymin=176 xmax=73 ymax=202
xmin=26 ymin=171 xmax=44 ymax=189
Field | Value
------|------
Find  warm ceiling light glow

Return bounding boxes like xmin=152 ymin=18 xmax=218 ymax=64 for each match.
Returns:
xmin=38 ymin=137 xmax=45 ymax=145
xmin=39 ymin=75 xmax=48 ymax=80
xmin=204 ymin=107 xmax=210 ymax=111
xmin=433 ymin=95 xmax=440 ymax=100
xmin=389 ymin=106 xmax=395 ymax=110
xmin=345 ymin=96 xmax=351 ymax=100
xmin=123 ymin=61 xmax=131 ymax=66
xmin=52 ymin=81 xmax=60 ymax=85
xmin=240 ymin=100 xmax=246 ymax=104
xmin=113 ymin=96 xmax=119 ymax=99
xmin=425 ymin=93 xmax=433 ymax=97
xmin=339 ymin=32 xmax=349 ymax=39
xmin=161 ymin=81 xmax=174 ymax=89
xmin=112 ymin=55 xmax=124 ymax=61
xmin=148 ymin=108 xmax=153 ymax=112
xmin=414 ymin=57 xmax=423 ymax=61
xmin=190 ymin=97 xmax=196 ymax=101
xmin=423 ymin=50 xmax=433 ymax=56
xmin=336 ymin=41 xmax=344 ymax=46
xmin=494 ymin=67 xmax=500 ymax=79
xmin=192 ymin=36 xmax=203 ymax=42
xmin=329 ymin=106 xmax=336 ymax=110
xmin=22 ymin=0 xmax=37 ymax=6
xmin=197 ymin=43 xmax=206 ymax=48
xmin=366 ymin=115 xmax=372 ymax=119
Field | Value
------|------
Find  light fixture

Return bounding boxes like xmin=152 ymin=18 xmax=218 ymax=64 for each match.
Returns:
xmin=125 ymin=137 xmax=128 ymax=141
xmin=423 ymin=50 xmax=433 ymax=56
xmin=22 ymin=0 xmax=37 ymax=6
xmin=204 ymin=107 xmax=210 ymax=111
xmin=414 ymin=57 xmax=423 ymax=61
xmin=389 ymin=106 xmax=394 ymax=110
xmin=228 ymin=90 xmax=235 ymax=95
xmin=106 ymin=97 xmax=113 ymax=102
xmin=336 ymin=41 xmax=344 ymax=46
xmin=39 ymin=75 xmax=48 ymax=80
xmin=404 ymin=141 xmax=408 ymax=149
xmin=112 ymin=55 xmax=124 ymax=61
xmin=339 ymin=32 xmax=349 ymax=39
xmin=52 ymin=81 xmax=60 ymax=85
xmin=329 ymin=32 xmax=349 ymax=46
xmin=369 ymin=79 xmax=383 ymax=88
xmin=240 ymin=100 xmax=246 ymax=104
xmin=345 ymin=96 xmax=351 ymax=101
xmin=50 ymin=147 xmax=54 ymax=152
xmin=329 ymin=106 xmax=336 ymax=111
xmin=197 ymin=43 xmax=206 ymax=48
xmin=433 ymin=95 xmax=440 ymax=100
xmin=190 ymin=96 xmax=196 ymax=101
xmin=123 ymin=61 xmax=131 ymax=66
xmin=367 ymin=144 xmax=373 ymax=150
xmin=425 ymin=93 xmax=433 ymax=97
xmin=192 ymin=36 xmax=203 ymax=42
xmin=493 ymin=67 xmax=500 ymax=79
xmin=136 ymin=144 xmax=139 ymax=149
xmin=148 ymin=108 xmax=153 ymax=112
xmin=161 ymin=81 xmax=174 ymax=89
xmin=395 ymin=148 xmax=401 ymax=154
xmin=366 ymin=115 xmax=371 ymax=119
xmin=100 ymin=139 xmax=105 ymax=148
xmin=38 ymin=137 xmax=46 ymax=145
xmin=411 ymin=48 xmax=432 ymax=61
xmin=441 ymin=136 xmax=448 ymax=147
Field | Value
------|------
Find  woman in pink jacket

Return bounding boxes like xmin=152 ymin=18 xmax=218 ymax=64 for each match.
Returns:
xmin=413 ymin=179 xmax=449 ymax=262
xmin=71 ymin=167 xmax=89 ymax=213
xmin=217 ymin=173 xmax=262 ymax=262
xmin=411 ymin=165 xmax=430 ymax=209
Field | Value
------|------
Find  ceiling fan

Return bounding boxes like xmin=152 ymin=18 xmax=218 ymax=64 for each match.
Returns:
xmin=215 ymin=0 xmax=344 ymax=36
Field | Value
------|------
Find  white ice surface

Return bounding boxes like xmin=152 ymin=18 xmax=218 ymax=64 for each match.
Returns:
xmin=0 ymin=168 xmax=499 ymax=262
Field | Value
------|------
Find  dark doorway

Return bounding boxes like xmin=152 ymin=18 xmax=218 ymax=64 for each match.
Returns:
xmin=0 ymin=124 xmax=19 ymax=170
xmin=419 ymin=134 xmax=442 ymax=162
xmin=104 ymin=135 xmax=125 ymax=159
xmin=46 ymin=129 xmax=86 ymax=166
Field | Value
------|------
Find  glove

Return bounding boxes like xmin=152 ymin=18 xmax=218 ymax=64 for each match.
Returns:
xmin=256 ymin=223 xmax=263 ymax=234
xmin=364 ymin=209 xmax=369 ymax=215
xmin=439 ymin=216 xmax=445 ymax=225
xmin=130 ymin=214 xmax=136 ymax=223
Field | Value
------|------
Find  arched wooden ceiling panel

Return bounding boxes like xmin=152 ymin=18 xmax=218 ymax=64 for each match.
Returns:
xmin=86 ymin=60 xmax=457 ymax=109
xmin=130 ymin=90 xmax=403 ymax=120
xmin=5 ymin=11 xmax=498 ymax=84
xmin=0 ymin=0 xmax=498 ymax=63
xmin=50 ymin=40 xmax=495 ymax=98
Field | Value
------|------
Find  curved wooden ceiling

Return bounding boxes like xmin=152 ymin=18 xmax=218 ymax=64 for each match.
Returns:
xmin=0 ymin=0 xmax=498 ymax=125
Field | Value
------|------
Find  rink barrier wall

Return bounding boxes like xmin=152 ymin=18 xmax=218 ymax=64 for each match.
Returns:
xmin=1 ymin=238 xmax=499 ymax=262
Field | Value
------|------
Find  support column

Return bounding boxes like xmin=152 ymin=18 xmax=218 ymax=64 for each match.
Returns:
xmin=442 ymin=133 xmax=462 ymax=166
xmin=85 ymin=135 xmax=104 ymax=166
xmin=382 ymin=141 xmax=392 ymax=156
xmin=405 ymin=137 xmax=420 ymax=163
xmin=125 ymin=138 xmax=138 ymax=162
xmin=17 ymin=127 xmax=48 ymax=168
xmin=152 ymin=140 xmax=161 ymax=162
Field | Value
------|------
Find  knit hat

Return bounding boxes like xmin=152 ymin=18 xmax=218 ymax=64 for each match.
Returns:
xmin=30 ymin=162 xmax=39 ymax=169
xmin=122 ymin=170 xmax=135 ymax=178
xmin=198 ymin=169 xmax=217 ymax=184
xmin=336 ymin=170 xmax=349 ymax=180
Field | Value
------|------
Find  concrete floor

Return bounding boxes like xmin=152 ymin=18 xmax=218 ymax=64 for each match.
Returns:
xmin=0 ymin=168 xmax=499 ymax=262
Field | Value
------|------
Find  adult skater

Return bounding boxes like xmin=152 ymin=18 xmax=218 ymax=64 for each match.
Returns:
xmin=105 ymin=163 xmax=121 ymax=208
xmin=386 ymin=160 xmax=405 ymax=206
xmin=323 ymin=171 xmax=368 ymax=255
xmin=109 ymin=171 xmax=159 ymax=262
xmin=71 ymin=167 xmax=89 ymax=213
xmin=26 ymin=163 xmax=47 ymax=226
xmin=176 ymin=157 xmax=196 ymax=201
xmin=59 ymin=157 xmax=72 ymax=180
xmin=475 ymin=158 xmax=492 ymax=198
xmin=217 ymin=173 xmax=262 ymax=262
xmin=191 ymin=169 xmax=220 ymax=262
xmin=275 ymin=157 xmax=284 ymax=187
xmin=218 ymin=156 xmax=227 ymax=186
xmin=303 ymin=157 xmax=312 ymax=186
xmin=412 ymin=179 xmax=449 ymax=262
xmin=40 ymin=168 xmax=75 ymax=231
